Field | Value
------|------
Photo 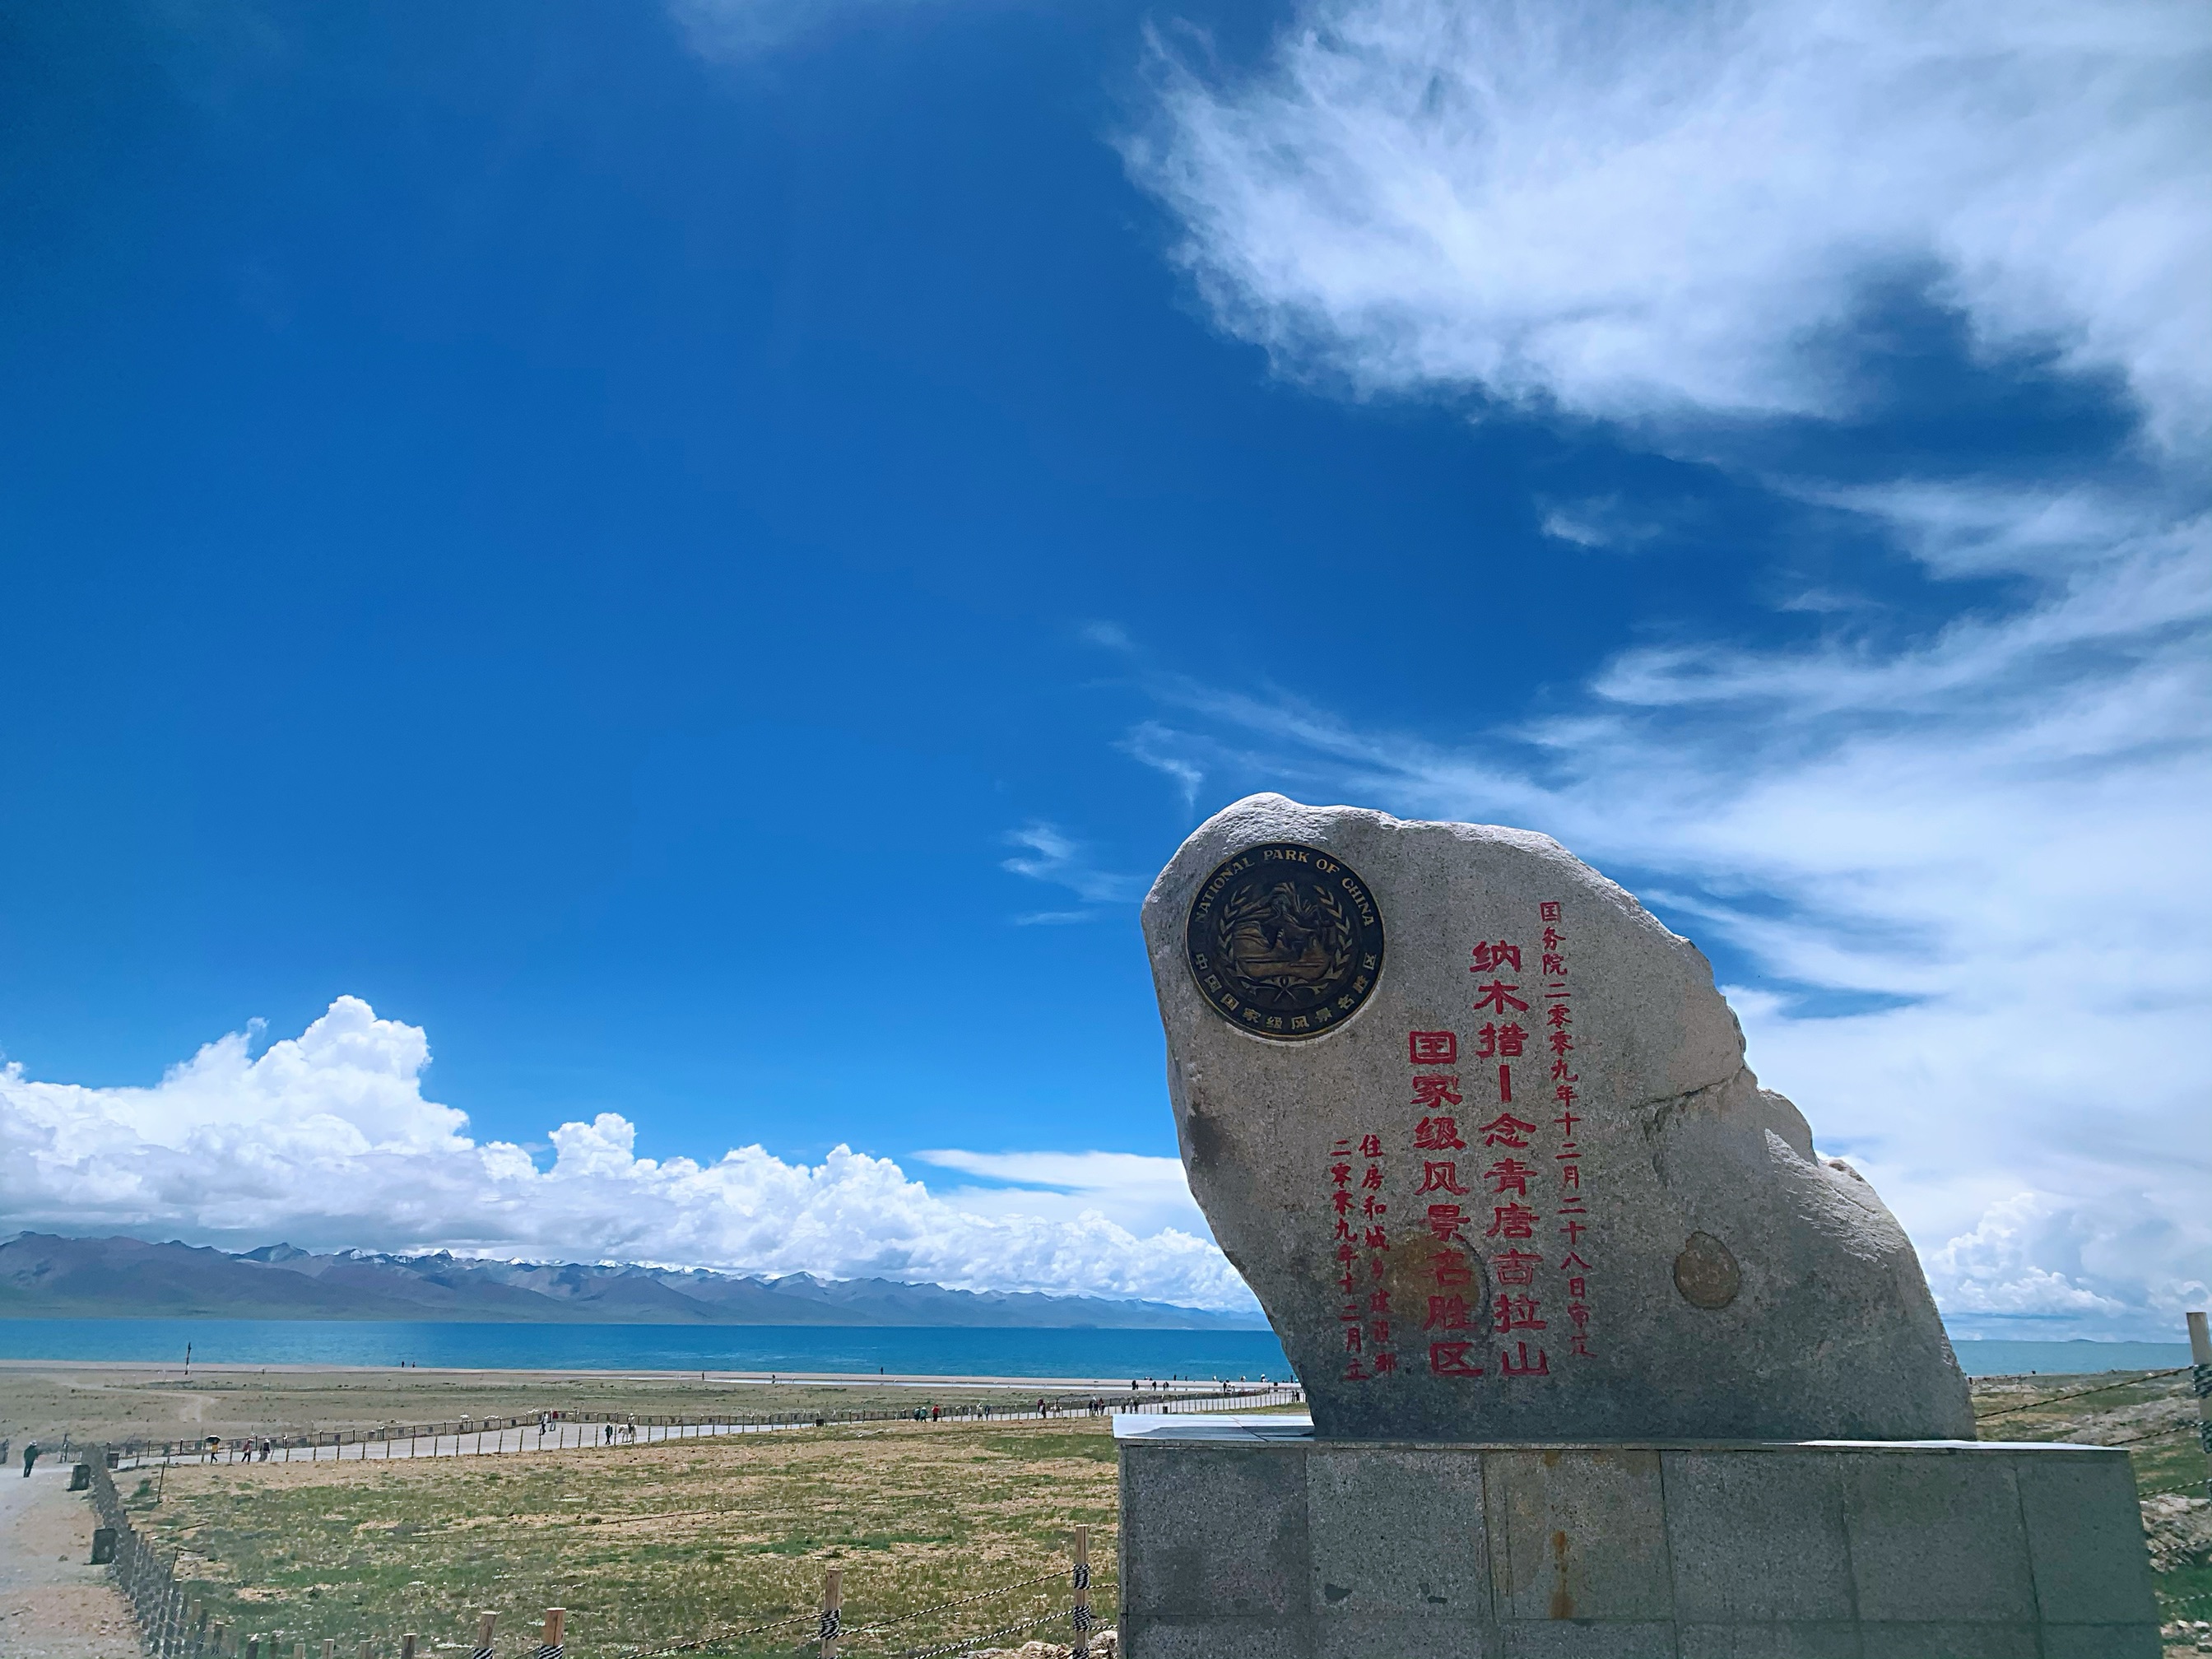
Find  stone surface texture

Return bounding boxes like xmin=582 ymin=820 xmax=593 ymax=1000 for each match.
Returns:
xmin=1141 ymin=794 xmax=1972 ymax=1442
xmin=1116 ymin=1419 xmax=2162 ymax=1659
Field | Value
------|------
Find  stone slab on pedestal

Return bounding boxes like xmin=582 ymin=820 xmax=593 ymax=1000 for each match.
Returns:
xmin=1115 ymin=1416 xmax=2160 ymax=1659
xmin=1142 ymin=795 xmax=1973 ymax=1443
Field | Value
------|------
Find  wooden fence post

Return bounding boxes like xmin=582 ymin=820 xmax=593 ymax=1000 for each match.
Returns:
xmin=471 ymin=1611 xmax=497 ymax=1659
xmin=400 ymin=1633 xmax=416 ymax=1659
xmin=1071 ymin=1525 xmax=1093 ymax=1657
xmin=817 ymin=1567 xmax=842 ymax=1659
xmin=536 ymin=1607 xmax=565 ymax=1659
xmin=2190 ymin=1309 xmax=2211 ymax=1501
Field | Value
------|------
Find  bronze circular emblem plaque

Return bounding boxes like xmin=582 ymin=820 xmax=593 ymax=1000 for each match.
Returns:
xmin=1184 ymin=842 xmax=1386 ymax=1040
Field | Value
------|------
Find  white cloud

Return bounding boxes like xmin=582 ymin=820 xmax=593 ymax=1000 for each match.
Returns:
xmin=1113 ymin=516 xmax=2212 ymax=1335
xmin=1536 ymin=496 xmax=1659 ymax=551
xmin=1080 ymin=620 xmax=1136 ymax=651
xmin=0 ymin=997 xmax=1256 ymax=1313
xmin=911 ymin=1148 xmax=1209 ymax=1237
xmin=667 ymin=0 xmax=905 ymax=56
xmin=1001 ymin=821 xmax=1148 ymax=916
xmin=1115 ymin=0 xmax=2211 ymax=1338
xmin=1924 ymin=1192 xmax=2210 ymax=1336
xmin=1127 ymin=0 xmax=2212 ymax=442
xmin=1118 ymin=722 xmax=1206 ymax=815
xmin=668 ymin=0 xmax=1020 ymax=57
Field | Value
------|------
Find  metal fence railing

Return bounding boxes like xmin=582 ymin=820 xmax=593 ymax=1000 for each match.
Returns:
xmin=110 ymin=1382 xmax=1301 ymax=1471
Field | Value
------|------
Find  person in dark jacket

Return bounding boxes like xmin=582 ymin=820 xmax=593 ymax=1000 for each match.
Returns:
xmin=21 ymin=1440 xmax=40 ymax=1477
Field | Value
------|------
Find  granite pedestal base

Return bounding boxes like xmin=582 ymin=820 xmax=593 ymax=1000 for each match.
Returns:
xmin=1115 ymin=1416 xmax=2158 ymax=1659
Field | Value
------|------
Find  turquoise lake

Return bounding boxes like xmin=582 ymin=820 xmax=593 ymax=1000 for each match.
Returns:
xmin=0 ymin=1318 xmax=1292 ymax=1379
xmin=0 ymin=1320 xmax=2188 ymax=1378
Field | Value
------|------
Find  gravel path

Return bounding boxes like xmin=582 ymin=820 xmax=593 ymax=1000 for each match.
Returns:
xmin=0 ymin=1462 xmax=138 ymax=1659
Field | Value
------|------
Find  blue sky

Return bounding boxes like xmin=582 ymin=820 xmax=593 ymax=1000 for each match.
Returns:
xmin=2 ymin=0 xmax=2205 ymax=1336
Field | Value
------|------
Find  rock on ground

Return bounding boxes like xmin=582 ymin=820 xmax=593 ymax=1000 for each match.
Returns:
xmin=2147 ymin=1492 xmax=2212 ymax=1576
xmin=1142 ymin=794 xmax=1973 ymax=1442
xmin=969 ymin=1631 xmax=1116 ymax=1658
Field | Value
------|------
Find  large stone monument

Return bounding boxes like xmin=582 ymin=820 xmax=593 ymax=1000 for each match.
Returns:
xmin=1117 ymin=794 xmax=2161 ymax=1657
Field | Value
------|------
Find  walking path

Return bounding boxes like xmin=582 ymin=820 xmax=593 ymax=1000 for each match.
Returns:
xmin=0 ymin=1463 xmax=138 ymax=1659
xmin=127 ymin=1413 xmax=790 ymax=1468
xmin=115 ymin=1386 xmax=1302 ymax=1471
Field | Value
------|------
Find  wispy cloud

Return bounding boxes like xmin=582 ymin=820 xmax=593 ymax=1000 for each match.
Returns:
xmin=667 ymin=0 xmax=936 ymax=57
xmin=0 ymin=998 xmax=1255 ymax=1312
xmin=1080 ymin=620 xmax=1136 ymax=651
xmin=1111 ymin=569 xmax=2211 ymax=1333
xmin=1536 ymin=496 xmax=1660 ymax=551
xmin=1119 ymin=0 xmax=2212 ymax=1336
xmin=911 ymin=1149 xmax=1209 ymax=1237
xmin=1118 ymin=721 xmax=1207 ymax=815
xmin=1000 ymin=821 xmax=1147 ymax=921
xmin=1125 ymin=0 xmax=2212 ymax=444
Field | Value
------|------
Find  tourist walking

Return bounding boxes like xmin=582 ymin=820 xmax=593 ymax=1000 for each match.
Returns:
xmin=21 ymin=1439 xmax=40 ymax=1477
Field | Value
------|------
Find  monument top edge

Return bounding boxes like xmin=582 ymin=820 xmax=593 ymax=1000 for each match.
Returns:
xmin=1141 ymin=793 xmax=1568 ymax=882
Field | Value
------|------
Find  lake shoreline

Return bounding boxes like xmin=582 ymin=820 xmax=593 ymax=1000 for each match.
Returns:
xmin=0 ymin=1356 xmax=1242 ymax=1390
xmin=0 ymin=1318 xmax=2191 ymax=1380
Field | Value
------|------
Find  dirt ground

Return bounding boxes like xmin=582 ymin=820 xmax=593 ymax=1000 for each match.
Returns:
xmin=0 ymin=1362 xmax=1141 ymax=1452
xmin=0 ymin=1462 xmax=138 ymax=1659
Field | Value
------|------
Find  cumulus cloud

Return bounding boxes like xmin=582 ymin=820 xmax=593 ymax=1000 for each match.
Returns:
xmin=1117 ymin=0 xmax=2211 ymax=1336
xmin=1925 ymin=1193 xmax=2210 ymax=1335
xmin=1127 ymin=0 xmax=2212 ymax=441
xmin=0 ymin=997 xmax=1255 ymax=1313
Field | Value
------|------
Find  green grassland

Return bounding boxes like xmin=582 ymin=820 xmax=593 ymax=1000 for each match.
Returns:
xmin=127 ymin=1415 xmax=1118 ymax=1659
xmin=34 ymin=1364 xmax=2210 ymax=1655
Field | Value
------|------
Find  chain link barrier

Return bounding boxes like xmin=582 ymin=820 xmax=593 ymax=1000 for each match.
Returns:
xmin=1972 ymin=1367 xmax=2189 ymax=1422
xmin=892 ymin=1607 xmax=1068 ymax=1659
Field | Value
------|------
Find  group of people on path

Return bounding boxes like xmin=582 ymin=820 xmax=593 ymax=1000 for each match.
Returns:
xmin=191 ymin=1436 xmax=277 ymax=1462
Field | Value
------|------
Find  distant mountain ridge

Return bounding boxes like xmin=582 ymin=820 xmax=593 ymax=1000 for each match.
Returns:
xmin=0 ymin=1233 xmax=1263 ymax=1329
